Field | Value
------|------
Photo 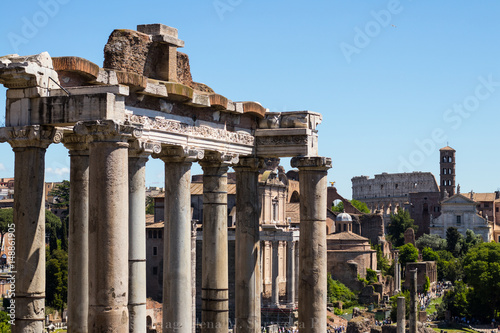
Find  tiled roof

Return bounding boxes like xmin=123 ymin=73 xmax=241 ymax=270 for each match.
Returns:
xmin=463 ymin=192 xmax=496 ymax=202
xmin=286 ymin=202 xmax=300 ymax=223
xmin=327 ymin=231 xmax=368 ymax=241
xmin=146 ymin=214 xmax=155 ymax=224
xmin=439 ymin=146 xmax=455 ymax=151
xmin=146 ymin=222 xmax=164 ymax=229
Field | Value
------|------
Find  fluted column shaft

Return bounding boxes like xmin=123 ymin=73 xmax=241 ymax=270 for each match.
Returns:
xmin=128 ymin=154 xmax=148 ymax=333
xmin=234 ymin=157 xmax=261 ymax=333
xmin=291 ymin=156 xmax=331 ymax=333
xmin=201 ymin=159 xmax=229 ymax=333
xmin=64 ymin=135 xmax=90 ymax=333
xmin=163 ymin=157 xmax=193 ymax=333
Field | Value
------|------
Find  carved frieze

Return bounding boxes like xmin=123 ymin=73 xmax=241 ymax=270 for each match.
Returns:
xmin=74 ymin=120 xmax=142 ymax=142
xmin=125 ymin=114 xmax=254 ymax=146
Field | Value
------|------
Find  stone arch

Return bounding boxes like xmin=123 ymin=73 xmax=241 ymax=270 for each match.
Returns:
xmin=290 ymin=190 xmax=300 ymax=203
xmin=147 ymin=316 xmax=152 ymax=328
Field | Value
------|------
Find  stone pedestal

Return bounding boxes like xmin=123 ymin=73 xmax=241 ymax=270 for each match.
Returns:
xmin=291 ymin=156 xmax=331 ymax=333
xmin=200 ymin=154 xmax=230 ymax=333
xmin=75 ymin=120 xmax=140 ymax=332
xmin=234 ymin=157 xmax=261 ymax=333
xmin=4 ymin=126 xmax=61 ymax=333
xmin=129 ymin=143 xmax=153 ymax=333
xmin=397 ymin=296 xmax=405 ymax=333
xmin=63 ymin=134 xmax=90 ymax=333
xmin=161 ymin=149 xmax=196 ymax=333
xmin=409 ymin=269 xmax=418 ymax=333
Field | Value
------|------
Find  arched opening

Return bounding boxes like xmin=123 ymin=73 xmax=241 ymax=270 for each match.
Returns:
xmin=289 ymin=191 xmax=300 ymax=203
xmin=147 ymin=316 xmax=152 ymax=328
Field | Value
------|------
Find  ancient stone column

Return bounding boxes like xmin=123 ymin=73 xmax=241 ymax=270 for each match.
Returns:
xmin=394 ymin=251 xmax=401 ymax=293
xmin=160 ymin=147 xmax=202 ymax=333
xmin=409 ymin=269 xmax=418 ymax=333
xmin=75 ymin=120 xmax=140 ymax=332
xmin=129 ymin=140 xmax=158 ymax=333
xmin=192 ymin=221 xmax=198 ymax=333
xmin=294 ymin=241 xmax=299 ymax=304
xmin=234 ymin=157 xmax=262 ymax=333
xmin=0 ymin=125 xmax=61 ymax=333
xmin=200 ymin=152 xmax=234 ymax=333
xmin=397 ymin=296 xmax=406 ymax=333
xmin=287 ymin=240 xmax=296 ymax=305
xmin=63 ymin=134 xmax=90 ymax=333
xmin=291 ymin=156 xmax=332 ymax=333
xmin=271 ymin=241 xmax=280 ymax=307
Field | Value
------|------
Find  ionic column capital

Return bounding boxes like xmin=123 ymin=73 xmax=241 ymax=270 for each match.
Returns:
xmin=233 ymin=156 xmax=264 ymax=172
xmin=74 ymin=120 xmax=142 ymax=143
xmin=200 ymin=151 xmax=238 ymax=168
xmin=62 ymin=133 xmax=91 ymax=155
xmin=0 ymin=125 xmax=62 ymax=149
xmin=154 ymin=145 xmax=204 ymax=163
xmin=290 ymin=156 xmax=332 ymax=170
xmin=128 ymin=139 xmax=161 ymax=159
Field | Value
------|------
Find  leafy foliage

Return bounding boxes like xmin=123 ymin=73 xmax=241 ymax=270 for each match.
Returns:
xmin=366 ymin=268 xmax=378 ymax=284
xmin=446 ymin=227 xmax=463 ymax=257
xmin=0 ymin=311 xmax=10 ymax=333
xmin=422 ymin=247 xmax=439 ymax=262
xmin=49 ymin=180 xmax=70 ymax=209
xmin=0 ymin=208 xmax=13 ymax=254
xmin=462 ymin=242 xmax=500 ymax=320
xmin=390 ymin=290 xmax=410 ymax=322
xmin=146 ymin=196 xmax=155 ymax=214
xmin=46 ymin=249 xmax=68 ymax=313
xmin=441 ymin=280 xmax=469 ymax=318
xmin=387 ymin=210 xmax=418 ymax=247
xmin=416 ymin=233 xmax=446 ymax=251
xmin=327 ymin=274 xmax=357 ymax=308
xmin=398 ymin=243 xmax=419 ymax=268
xmin=458 ymin=229 xmax=482 ymax=257
xmin=423 ymin=275 xmax=430 ymax=293
xmin=373 ymin=244 xmax=391 ymax=276
xmin=332 ymin=199 xmax=370 ymax=213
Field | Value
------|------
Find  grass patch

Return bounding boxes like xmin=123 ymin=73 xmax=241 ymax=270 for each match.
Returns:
xmin=426 ymin=296 xmax=443 ymax=315
xmin=432 ymin=327 xmax=476 ymax=333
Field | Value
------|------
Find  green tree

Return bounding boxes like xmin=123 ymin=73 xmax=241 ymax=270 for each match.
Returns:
xmin=387 ymin=210 xmax=418 ymax=247
xmin=350 ymin=199 xmax=370 ymax=213
xmin=399 ymin=243 xmax=419 ymax=268
xmin=446 ymin=227 xmax=463 ymax=257
xmin=422 ymin=247 xmax=439 ymax=262
xmin=366 ymin=268 xmax=378 ymax=284
xmin=458 ymin=229 xmax=482 ymax=257
xmin=435 ymin=250 xmax=463 ymax=282
xmin=463 ymin=242 xmax=500 ymax=320
xmin=390 ymin=290 xmax=410 ymax=322
xmin=373 ymin=244 xmax=391 ymax=276
xmin=0 ymin=311 xmax=11 ymax=333
xmin=423 ymin=275 xmax=430 ymax=293
xmin=46 ymin=248 xmax=68 ymax=313
xmin=416 ymin=233 xmax=446 ymax=251
xmin=0 ymin=208 xmax=13 ymax=253
xmin=146 ymin=195 xmax=155 ymax=215
xmin=46 ymin=210 xmax=62 ymax=253
xmin=327 ymin=274 xmax=357 ymax=308
xmin=442 ymin=280 xmax=469 ymax=318
xmin=50 ymin=180 xmax=70 ymax=209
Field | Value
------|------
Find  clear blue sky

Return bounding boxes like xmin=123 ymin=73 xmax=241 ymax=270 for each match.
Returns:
xmin=1 ymin=1 xmax=499 ymax=198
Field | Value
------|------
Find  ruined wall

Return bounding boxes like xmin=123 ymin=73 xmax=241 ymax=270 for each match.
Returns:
xmin=359 ymin=214 xmax=385 ymax=244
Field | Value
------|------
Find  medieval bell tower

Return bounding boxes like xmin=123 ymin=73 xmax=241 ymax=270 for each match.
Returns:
xmin=439 ymin=146 xmax=456 ymax=198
